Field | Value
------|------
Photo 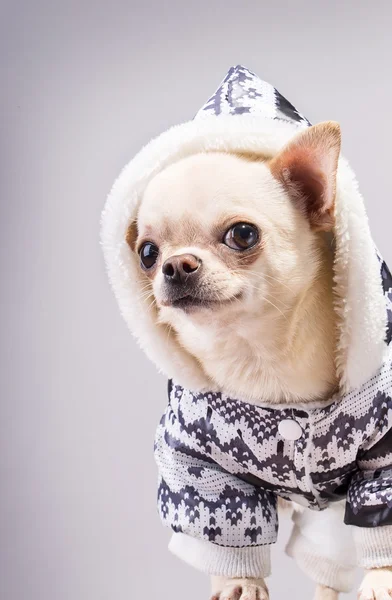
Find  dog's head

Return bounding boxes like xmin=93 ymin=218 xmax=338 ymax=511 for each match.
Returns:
xmin=128 ymin=122 xmax=340 ymax=333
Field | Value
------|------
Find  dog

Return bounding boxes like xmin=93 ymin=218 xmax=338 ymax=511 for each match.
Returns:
xmin=102 ymin=66 xmax=392 ymax=600
xmin=126 ymin=123 xmax=392 ymax=600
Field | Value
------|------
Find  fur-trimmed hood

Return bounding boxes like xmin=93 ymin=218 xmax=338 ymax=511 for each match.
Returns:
xmin=101 ymin=65 xmax=391 ymax=396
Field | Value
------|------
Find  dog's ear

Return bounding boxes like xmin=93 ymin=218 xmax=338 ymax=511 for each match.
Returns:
xmin=269 ymin=121 xmax=341 ymax=232
xmin=125 ymin=219 xmax=138 ymax=251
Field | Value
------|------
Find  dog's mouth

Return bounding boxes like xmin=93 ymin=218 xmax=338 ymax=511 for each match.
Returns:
xmin=162 ymin=292 xmax=243 ymax=311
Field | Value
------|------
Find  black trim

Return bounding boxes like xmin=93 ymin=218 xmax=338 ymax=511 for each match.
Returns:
xmin=235 ymin=471 xmax=316 ymax=503
xmin=359 ymin=427 xmax=392 ymax=462
xmin=167 ymin=378 xmax=173 ymax=399
xmin=344 ymin=503 xmax=392 ymax=528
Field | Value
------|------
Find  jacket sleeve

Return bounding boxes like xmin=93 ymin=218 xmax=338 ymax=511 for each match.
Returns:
xmin=153 ymin=388 xmax=277 ymax=577
xmin=345 ymin=405 xmax=392 ymax=568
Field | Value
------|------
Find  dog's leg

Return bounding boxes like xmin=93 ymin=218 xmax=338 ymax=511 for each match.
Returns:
xmin=358 ymin=567 xmax=392 ymax=600
xmin=210 ymin=575 xmax=269 ymax=600
xmin=285 ymin=502 xmax=356 ymax=597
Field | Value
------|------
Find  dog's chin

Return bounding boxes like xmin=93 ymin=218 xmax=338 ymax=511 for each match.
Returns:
xmin=160 ymin=292 xmax=243 ymax=314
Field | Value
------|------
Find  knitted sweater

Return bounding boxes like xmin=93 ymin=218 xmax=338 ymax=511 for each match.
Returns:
xmin=155 ymin=325 xmax=392 ymax=557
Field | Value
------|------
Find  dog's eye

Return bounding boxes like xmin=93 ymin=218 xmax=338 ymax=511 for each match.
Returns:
xmin=139 ymin=242 xmax=159 ymax=269
xmin=223 ymin=223 xmax=259 ymax=250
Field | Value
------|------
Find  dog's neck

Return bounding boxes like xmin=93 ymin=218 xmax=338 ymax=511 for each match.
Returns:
xmin=173 ymin=237 xmax=337 ymax=406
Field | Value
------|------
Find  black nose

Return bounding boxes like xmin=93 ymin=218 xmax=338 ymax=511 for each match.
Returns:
xmin=162 ymin=254 xmax=201 ymax=284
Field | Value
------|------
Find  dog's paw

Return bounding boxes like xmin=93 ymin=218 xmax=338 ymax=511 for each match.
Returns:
xmin=358 ymin=568 xmax=392 ymax=600
xmin=314 ymin=584 xmax=339 ymax=600
xmin=210 ymin=577 xmax=269 ymax=600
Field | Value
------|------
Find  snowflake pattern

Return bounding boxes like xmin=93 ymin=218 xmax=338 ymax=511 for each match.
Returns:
xmin=195 ymin=65 xmax=310 ymax=126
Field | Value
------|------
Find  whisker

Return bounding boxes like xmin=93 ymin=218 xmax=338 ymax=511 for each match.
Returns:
xmin=228 ymin=271 xmax=291 ymax=309
xmin=138 ymin=289 xmax=155 ymax=300
xmin=239 ymin=280 xmax=289 ymax=320
xmin=139 ymin=291 xmax=156 ymax=304
xmin=258 ymin=295 xmax=288 ymax=320
xmin=245 ymin=287 xmax=290 ymax=309
xmin=232 ymin=268 xmax=296 ymax=295
xmin=165 ymin=323 xmax=173 ymax=347
xmin=146 ymin=297 xmax=157 ymax=311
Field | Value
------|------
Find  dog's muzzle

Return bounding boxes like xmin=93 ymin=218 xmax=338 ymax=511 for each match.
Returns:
xmin=160 ymin=253 xmax=206 ymax=308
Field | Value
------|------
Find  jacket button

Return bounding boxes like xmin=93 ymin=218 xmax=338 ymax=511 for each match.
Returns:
xmin=278 ymin=419 xmax=303 ymax=441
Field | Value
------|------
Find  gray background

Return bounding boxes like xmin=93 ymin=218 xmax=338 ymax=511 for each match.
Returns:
xmin=1 ymin=1 xmax=392 ymax=599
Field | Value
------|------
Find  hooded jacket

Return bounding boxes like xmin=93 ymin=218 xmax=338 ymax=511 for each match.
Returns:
xmin=101 ymin=66 xmax=392 ymax=579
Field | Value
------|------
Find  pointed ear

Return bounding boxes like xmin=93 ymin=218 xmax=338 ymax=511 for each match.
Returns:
xmin=269 ymin=121 xmax=341 ymax=232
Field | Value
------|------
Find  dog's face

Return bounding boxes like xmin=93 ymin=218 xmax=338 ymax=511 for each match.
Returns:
xmin=129 ymin=122 xmax=340 ymax=337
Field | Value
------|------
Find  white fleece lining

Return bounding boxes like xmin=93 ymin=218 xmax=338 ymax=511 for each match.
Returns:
xmin=101 ymin=114 xmax=387 ymax=393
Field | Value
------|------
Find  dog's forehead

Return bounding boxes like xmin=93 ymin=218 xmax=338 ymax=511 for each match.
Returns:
xmin=138 ymin=152 xmax=275 ymax=235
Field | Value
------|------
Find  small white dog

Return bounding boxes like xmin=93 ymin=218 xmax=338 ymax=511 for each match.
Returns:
xmin=102 ymin=67 xmax=392 ymax=600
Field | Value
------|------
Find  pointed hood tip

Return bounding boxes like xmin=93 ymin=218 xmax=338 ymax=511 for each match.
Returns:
xmin=195 ymin=64 xmax=310 ymax=126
